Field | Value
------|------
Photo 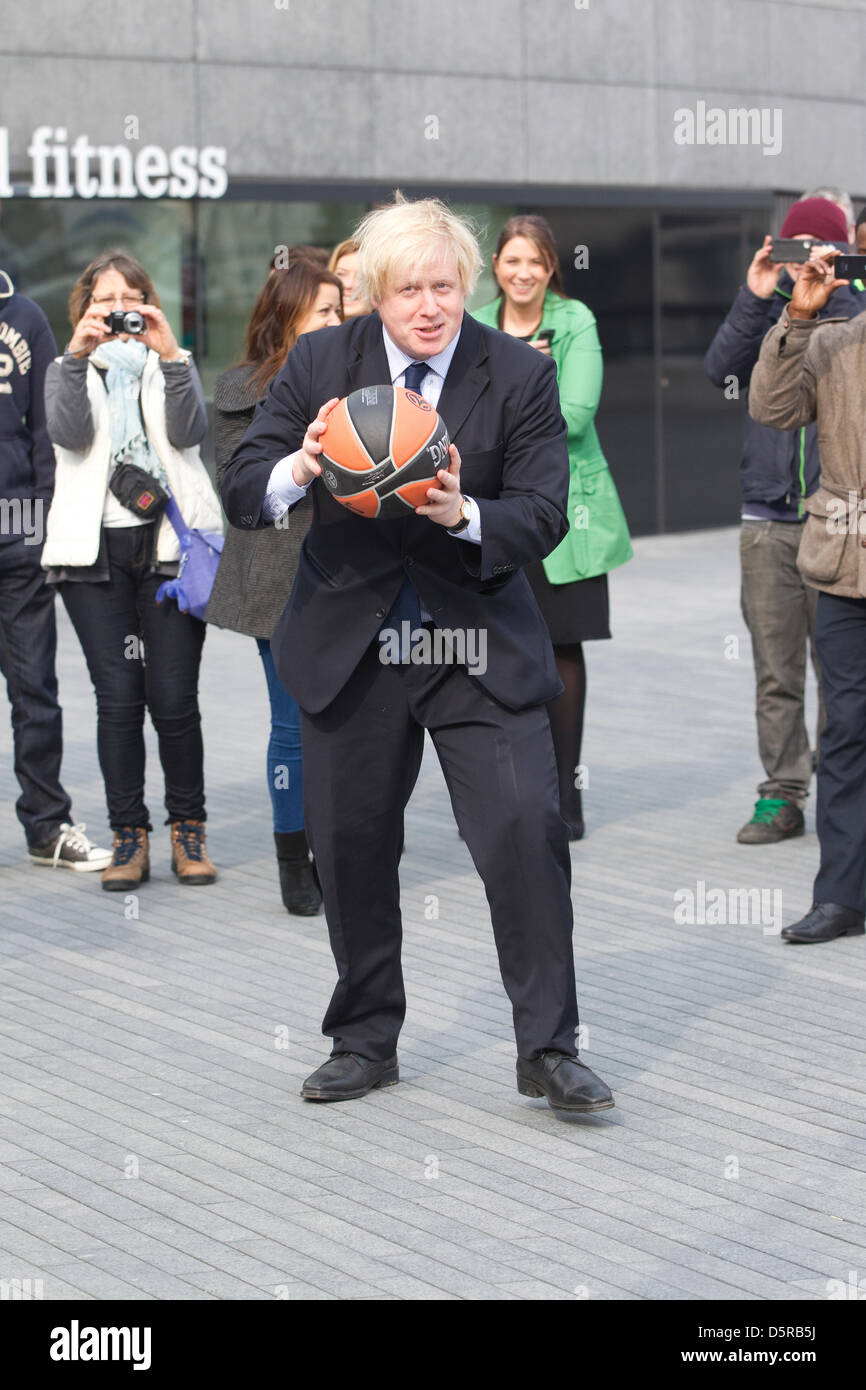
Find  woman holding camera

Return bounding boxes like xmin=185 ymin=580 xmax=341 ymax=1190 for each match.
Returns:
xmin=473 ymin=215 xmax=632 ymax=839
xmin=207 ymin=257 xmax=342 ymax=915
xmin=43 ymin=249 xmax=223 ymax=891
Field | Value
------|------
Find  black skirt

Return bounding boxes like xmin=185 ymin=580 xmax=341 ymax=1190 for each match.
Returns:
xmin=524 ymin=560 xmax=611 ymax=645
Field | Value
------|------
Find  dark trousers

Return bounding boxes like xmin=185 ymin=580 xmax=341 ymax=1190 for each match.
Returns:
xmin=813 ymin=591 xmax=866 ymax=912
xmin=300 ymin=637 xmax=579 ymax=1062
xmin=58 ymin=527 xmax=207 ymax=831
xmin=0 ymin=537 xmax=71 ymax=846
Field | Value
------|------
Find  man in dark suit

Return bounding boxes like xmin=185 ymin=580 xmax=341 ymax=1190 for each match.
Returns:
xmin=221 ymin=196 xmax=613 ymax=1112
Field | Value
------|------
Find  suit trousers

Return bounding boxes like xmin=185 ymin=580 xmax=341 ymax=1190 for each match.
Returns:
xmin=300 ymin=634 xmax=580 ymax=1062
xmin=813 ymin=591 xmax=866 ymax=912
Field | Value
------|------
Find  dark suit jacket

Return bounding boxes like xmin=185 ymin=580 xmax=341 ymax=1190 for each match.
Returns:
xmin=220 ymin=311 xmax=570 ymax=714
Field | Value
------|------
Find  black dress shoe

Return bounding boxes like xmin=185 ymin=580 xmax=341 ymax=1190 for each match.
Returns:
xmin=781 ymin=901 xmax=865 ymax=944
xmin=301 ymin=1052 xmax=399 ymax=1102
xmin=516 ymin=1051 xmax=614 ymax=1112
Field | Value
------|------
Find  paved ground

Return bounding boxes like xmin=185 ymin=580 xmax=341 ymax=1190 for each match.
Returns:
xmin=1 ymin=526 xmax=864 ymax=1302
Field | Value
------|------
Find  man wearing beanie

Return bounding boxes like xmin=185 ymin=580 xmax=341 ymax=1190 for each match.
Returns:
xmin=801 ymin=187 xmax=856 ymax=247
xmin=704 ymin=198 xmax=863 ymax=846
xmin=0 ymin=269 xmax=110 ymax=871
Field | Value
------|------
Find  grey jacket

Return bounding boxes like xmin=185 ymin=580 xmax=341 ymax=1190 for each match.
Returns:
xmin=205 ymin=364 xmax=313 ymax=639
xmin=45 ymin=351 xmax=207 ymax=451
xmin=749 ymin=307 xmax=866 ymax=599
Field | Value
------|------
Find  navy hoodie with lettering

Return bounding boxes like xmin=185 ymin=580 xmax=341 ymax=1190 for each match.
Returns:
xmin=0 ymin=269 xmax=58 ymax=543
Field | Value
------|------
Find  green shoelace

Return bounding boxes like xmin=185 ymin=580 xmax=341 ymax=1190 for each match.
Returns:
xmin=749 ymin=798 xmax=789 ymax=823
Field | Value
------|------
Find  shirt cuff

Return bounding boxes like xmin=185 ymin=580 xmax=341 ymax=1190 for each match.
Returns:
xmin=264 ymin=450 xmax=311 ymax=522
xmin=451 ymin=496 xmax=482 ymax=545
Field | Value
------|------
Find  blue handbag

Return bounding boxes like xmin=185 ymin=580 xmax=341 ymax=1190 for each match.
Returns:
xmin=155 ymin=490 xmax=224 ymax=622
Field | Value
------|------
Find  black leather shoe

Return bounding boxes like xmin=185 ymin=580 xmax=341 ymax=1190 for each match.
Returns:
xmin=517 ymin=1051 xmax=614 ymax=1112
xmin=301 ymin=1052 xmax=399 ymax=1102
xmin=781 ymin=901 xmax=865 ymax=944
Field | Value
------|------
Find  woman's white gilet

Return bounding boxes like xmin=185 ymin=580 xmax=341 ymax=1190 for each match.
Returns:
xmin=42 ymin=350 xmax=223 ymax=568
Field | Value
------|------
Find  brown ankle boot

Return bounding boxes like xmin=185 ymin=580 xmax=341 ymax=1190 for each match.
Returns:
xmin=170 ymin=820 xmax=217 ymax=885
xmin=101 ymin=827 xmax=150 ymax=892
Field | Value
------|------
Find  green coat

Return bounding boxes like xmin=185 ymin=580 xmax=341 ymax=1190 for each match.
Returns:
xmin=471 ymin=291 xmax=633 ymax=583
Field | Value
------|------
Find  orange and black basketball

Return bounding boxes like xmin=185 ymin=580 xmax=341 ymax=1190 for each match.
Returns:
xmin=319 ymin=385 xmax=451 ymax=520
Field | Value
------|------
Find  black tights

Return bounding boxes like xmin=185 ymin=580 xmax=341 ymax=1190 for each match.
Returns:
xmin=548 ymin=643 xmax=586 ymax=820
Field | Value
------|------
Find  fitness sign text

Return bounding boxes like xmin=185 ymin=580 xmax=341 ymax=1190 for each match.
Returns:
xmin=0 ymin=126 xmax=228 ymax=200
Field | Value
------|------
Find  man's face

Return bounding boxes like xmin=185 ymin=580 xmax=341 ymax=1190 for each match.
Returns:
xmin=856 ymin=223 xmax=866 ymax=255
xmin=374 ymin=255 xmax=465 ymax=360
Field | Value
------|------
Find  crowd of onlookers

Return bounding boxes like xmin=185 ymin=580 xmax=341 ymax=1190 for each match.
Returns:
xmin=0 ymin=215 xmax=629 ymax=907
xmin=2 ymin=185 xmax=866 ymax=949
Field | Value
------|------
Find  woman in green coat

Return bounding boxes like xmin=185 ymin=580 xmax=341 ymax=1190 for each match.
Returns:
xmin=473 ymin=215 xmax=632 ymax=839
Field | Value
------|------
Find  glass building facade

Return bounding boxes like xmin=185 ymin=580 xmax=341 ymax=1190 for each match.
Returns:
xmin=0 ymin=182 xmax=774 ymax=536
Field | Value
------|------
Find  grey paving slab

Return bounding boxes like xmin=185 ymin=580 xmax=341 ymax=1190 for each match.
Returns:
xmin=1 ymin=526 xmax=864 ymax=1301
xmin=40 ymin=1262 xmax=159 ymax=1300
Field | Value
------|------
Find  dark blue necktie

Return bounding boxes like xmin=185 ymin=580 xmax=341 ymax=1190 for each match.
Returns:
xmin=380 ymin=362 xmax=429 ymax=653
xmin=403 ymin=361 xmax=429 ymax=395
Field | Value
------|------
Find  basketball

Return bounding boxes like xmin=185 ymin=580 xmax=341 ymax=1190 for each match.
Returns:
xmin=318 ymin=384 xmax=451 ymax=520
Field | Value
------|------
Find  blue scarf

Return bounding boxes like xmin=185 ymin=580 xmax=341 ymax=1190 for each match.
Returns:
xmin=91 ymin=339 xmax=168 ymax=486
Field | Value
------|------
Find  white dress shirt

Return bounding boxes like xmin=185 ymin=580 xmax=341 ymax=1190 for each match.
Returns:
xmin=263 ymin=324 xmax=481 ymax=544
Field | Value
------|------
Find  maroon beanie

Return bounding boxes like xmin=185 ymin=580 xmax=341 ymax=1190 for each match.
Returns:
xmin=780 ymin=197 xmax=848 ymax=243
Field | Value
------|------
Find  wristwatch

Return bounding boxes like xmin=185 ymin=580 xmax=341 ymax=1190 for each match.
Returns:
xmin=162 ymin=349 xmax=192 ymax=366
xmin=447 ymin=496 xmax=473 ymax=534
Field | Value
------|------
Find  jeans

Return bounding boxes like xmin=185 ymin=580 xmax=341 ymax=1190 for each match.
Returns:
xmin=58 ymin=526 xmax=207 ymax=830
xmin=739 ymin=519 xmax=825 ymax=806
xmin=0 ymin=537 xmax=71 ymax=846
xmin=256 ymin=638 xmax=304 ymax=833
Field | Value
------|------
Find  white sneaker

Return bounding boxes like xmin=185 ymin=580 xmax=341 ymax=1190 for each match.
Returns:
xmin=28 ymin=822 xmax=113 ymax=872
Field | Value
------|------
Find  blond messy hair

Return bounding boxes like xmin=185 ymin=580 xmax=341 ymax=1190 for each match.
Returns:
xmin=354 ymin=193 xmax=482 ymax=305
